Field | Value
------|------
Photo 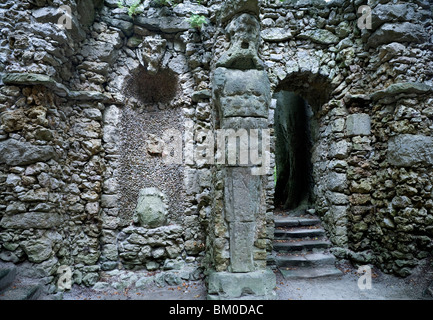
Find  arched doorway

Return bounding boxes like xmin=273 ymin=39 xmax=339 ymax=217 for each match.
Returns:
xmin=274 ymin=91 xmax=313 ymax=212
xmin=270 ymin=73 xmax=343 ymax=279
xmin=272 ymin=72 xmax=331 ymax=214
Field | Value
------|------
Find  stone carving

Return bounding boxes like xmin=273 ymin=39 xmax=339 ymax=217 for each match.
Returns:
xmin=136 ymin=35 xmax=167 ymax=75
xmin=216 ymin=13 xmax=264 ymax=70
xmin=133 ymin=187 xmax=168 ymax=228
xmin=209 ymin=0 xmax=276 ymax=299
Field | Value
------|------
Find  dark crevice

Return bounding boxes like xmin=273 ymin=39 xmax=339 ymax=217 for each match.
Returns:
xmin=274 ymin=91 xmax=313 ymax=210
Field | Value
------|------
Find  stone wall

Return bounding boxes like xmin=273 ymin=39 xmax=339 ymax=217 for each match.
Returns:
xmin=0 ymin=0 xmax=432 ymax=295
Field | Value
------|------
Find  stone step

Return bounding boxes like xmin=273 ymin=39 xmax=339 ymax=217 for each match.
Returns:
xmin=0 ymin=284 xmax=42 ymax=300
xmin=0 ymin=267 xmax=17 ymax=293
xmin=274 ymin=217 xmax=321 ymax=228
xmin=275 ymin=252 xmax=336 ymax=268
xmin=279 ymin=266 xmax=343 ymax=279
xmin=274 ymin=228 xmax=325 ymax=239
xmin=273 ymin=239 xmax=331 ymax=252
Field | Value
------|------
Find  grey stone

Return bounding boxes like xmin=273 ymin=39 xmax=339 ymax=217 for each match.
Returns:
xmin=213 ymin=68 xmax=270 ymax=118
xmin=19 ymin=189 xmax=49 ymax=202
xmin=216 ymin=14 xmax=264 ymax=70
xmin=133 ymin=188 xmax=168 ymax=228
xmin=32 ymin=6 xmax=86 ymax=42
xmin=135 ymin=276 xmax=154 ymax=289
xmin=136 ymin=35 xmax=167 ymax=75
xmin=5 ymin=202 xmax=26 ymax=214
xmin=101 ymin=194 xmax=118 ymax=208
xmin=371 ymin=82 xmax=432 ymax=101
xmin=327 ymin=172 xmax=347 ymax=192
xmin=0 ymin=212 xmax=62 ymax=229
xmin=219 ymin=0 xmax=260 ymax=23
xmin=83 ymin=273 xmax=99 ymax=287
xmin=229 ymin=221 xmax=255 ymax=272
xmin=207 ymin=269 xmax=276 ymax=300
xmin=261 ymin=28 xmax=292 ymax=42
xmin=0 ymin=139 xmax=56 ymax=166
xmin=387 ymin=134 xmax=433 ymax=167
xmin=21 ymin=238 xmax=52 ymax=263
xmin=329 ymin=140 xmax=349 ymax=159
xmin=367 ymin=23 xmax=428 ymax=48
xmin=346 ymin=114 xmax=371 ymax=136
xmin=134 ymin=13 xmax=190 ymax=33
xmin=371 ymin=4 xmax=418 ymax=30
xmin=298 ymin=29 xmax=339 ymax=45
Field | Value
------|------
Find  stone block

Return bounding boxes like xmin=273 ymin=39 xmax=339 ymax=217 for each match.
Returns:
xmin=133 ymin=188 xmax=168 ymax=228
xmin=327 ymin=172 xmax=347 ymax=192
xmin=0 ymin=139 xmax=56 ymax=166
xmin=0 ymin=212 xmax=62 ymax=229
xmin=229 ymin=221 xmax=255 ymax=273
xmin=207 ymin=269 xmax=276 ymax=300
xmin=213 ymin=68 xmax=270 ymax=118
xmin=367 ymin=22 xmax=428 ymax=48
xmin=387 ymin=134 xmax=433 ymax=167
xmin=224 ymin=167 xmax=261 ymax=222
xmin=346 ymin=114 xmax=371 ymax=136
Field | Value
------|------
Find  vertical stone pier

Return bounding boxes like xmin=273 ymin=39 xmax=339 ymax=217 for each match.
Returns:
xmin=207 ymin=0 xmax=276 ymax=300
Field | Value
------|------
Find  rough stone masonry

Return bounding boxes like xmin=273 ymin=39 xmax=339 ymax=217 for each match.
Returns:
xmin=0 ymin=0 xmax=432 ymax=299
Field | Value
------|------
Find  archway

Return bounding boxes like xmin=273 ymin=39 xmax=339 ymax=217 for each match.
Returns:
xmin=272 ymin=72 xmax=332 ymax=214
xmin=274 ymin=91 xmax=313 ymax=211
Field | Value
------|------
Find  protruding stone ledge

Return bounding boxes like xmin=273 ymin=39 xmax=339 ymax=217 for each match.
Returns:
xmin=1 ymin=73 xmax=112 ymax=102
xmin=0 ymin=212 xmax=62 ymax=229
xmin=370 ymin=82 xmax=433 ymax=101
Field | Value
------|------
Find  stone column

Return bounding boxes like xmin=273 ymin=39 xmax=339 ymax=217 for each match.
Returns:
xmin=207 ymin=0 xmax=276 ymax=300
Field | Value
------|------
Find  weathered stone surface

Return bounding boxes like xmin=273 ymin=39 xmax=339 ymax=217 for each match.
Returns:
xmin=134 ymin=12 xmax=190 ymax=33
xmin=229 ymin=221 xmax=255 ymax=272
xmin=298 ymin=29 xmax=339 ymax=44
xmin=216 ymin=14 xmax=264 ymax=70
xmin=136 ymin=35 xmax=167 ymax=75
xmin=21 ymin=238 xmax=52 ymax=263
xmin=133 ymin=188 xmax=168 ymax=228
xmin=367 ymin=23 xmax=429 ymax=48
xmin=261 ymin=28 xmax=292 ymax=42
xmin=327 ymin=172 xmax=348 ymax=192
xmin=219 ymin=0 xmax=260 ymax=23
xmin=2 ymin=73 xmax=69 ymax=97
xmin=207 ymin=269 xmax=276 ymax=300
xmin=371 ymin=82 xmax=432 ymax=101
xmin=224 ymin=168 xmax=262 ymax=222
xmin=345 ymin=114 xmax=371 ymax=136
xmin=0 ymin=139 xmax=56 ymax=166
xmin=32 ymin=6 xmax=86 ymax=42
xmin=371 ymin=3 xmax=419 ymax=30
xmin=387 ymin=134 xmax=433 ymax=167
xmin=213 ymin=68 xmax=270 ymax=118
xmin=0 ymin=212 xmax=62 ymax=229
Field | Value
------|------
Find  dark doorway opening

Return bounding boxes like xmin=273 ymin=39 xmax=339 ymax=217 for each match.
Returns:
xmin=274 ymin=91 xmax=313 ymax=211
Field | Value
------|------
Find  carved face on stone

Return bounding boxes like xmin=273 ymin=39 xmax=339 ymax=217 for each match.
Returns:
xmin=217 ymin=13 xmax=263 ymax=70
xmin=133 ymin=187 xmax=168 ymax=228
xmin=213 ymin=67 xmax=271 ymax=119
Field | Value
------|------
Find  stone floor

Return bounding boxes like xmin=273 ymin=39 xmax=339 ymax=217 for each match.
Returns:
xmin=53 ymin=260 xmax=432 ymax=301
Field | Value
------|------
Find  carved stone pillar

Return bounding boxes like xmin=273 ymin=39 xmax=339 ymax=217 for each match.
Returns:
xmin=207 ymin=0 xmax=276 ymax=300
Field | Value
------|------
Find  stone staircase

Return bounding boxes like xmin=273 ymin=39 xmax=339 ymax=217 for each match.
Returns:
xmin=0 ymin=266 xmax=43 ymax=300
xmin=272 ymin=210 xmax=343 ymax=279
